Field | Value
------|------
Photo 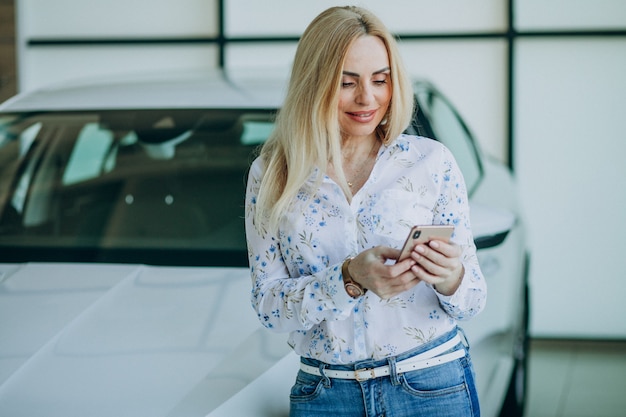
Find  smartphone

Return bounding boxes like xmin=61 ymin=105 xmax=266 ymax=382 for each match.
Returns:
xmin=397 ymin=225 xmax=454 ymax=262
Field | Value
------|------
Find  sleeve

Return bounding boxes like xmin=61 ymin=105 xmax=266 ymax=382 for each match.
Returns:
xmin=431 ymin=145 xmax=487 ymax=320
xmin=244 ymin=159 xmax=357 ymax=333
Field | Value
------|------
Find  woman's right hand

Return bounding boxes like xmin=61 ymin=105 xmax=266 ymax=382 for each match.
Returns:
xmin=347 ymin=246 xmax=420 ymax=299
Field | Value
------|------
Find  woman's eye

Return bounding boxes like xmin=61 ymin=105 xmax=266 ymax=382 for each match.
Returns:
xmin=342 ymin=82 xmax=356 ymax=88
xmin=374 ymin=79 xmax=387 ymax=85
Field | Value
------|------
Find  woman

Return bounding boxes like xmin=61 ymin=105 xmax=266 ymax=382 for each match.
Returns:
xmin=245 ymin=6 xmax=486 ymax=416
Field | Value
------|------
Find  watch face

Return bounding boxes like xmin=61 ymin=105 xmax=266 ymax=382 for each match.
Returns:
xmin=345 ymin=283 xmax=363 ymax=298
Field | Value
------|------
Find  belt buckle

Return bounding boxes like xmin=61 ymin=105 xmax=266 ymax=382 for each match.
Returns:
xmin=354 ymin=367 xmax=375 ymax=382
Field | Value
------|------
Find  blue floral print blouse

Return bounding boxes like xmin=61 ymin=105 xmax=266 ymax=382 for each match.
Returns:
xmin=245 ymin=134 xmax=486 ymax=364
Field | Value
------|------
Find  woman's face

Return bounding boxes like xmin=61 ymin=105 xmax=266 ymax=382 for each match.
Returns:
xmin=338 ymin=35 xmax=392 ymax=142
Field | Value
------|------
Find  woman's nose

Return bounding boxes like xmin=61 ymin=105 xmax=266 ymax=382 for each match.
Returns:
xmin=356 ymin=84 xmax=373 ymax=104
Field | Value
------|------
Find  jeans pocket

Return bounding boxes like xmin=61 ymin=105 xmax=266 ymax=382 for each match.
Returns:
xmin=400 ymin=358 xmax=467 ymax=398
xmin=289 ymin=370 xmax=326 ymax=403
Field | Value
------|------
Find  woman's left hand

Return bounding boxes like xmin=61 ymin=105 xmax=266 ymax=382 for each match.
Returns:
xmin=409 ymin=240 xmax=465 ymax=296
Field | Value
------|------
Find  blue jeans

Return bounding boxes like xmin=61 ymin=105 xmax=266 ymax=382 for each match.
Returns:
xmin=289 ymin=328 xmax=480 ymax=417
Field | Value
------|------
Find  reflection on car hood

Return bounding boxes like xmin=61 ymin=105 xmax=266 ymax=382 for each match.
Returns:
xmin=0 ymin=70 xmax=287 ymax=112
xmin=0 ymin=263 xmax=290 ymax=417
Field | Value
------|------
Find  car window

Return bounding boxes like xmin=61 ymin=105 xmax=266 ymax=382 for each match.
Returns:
xmin=2 ymin=120 xmax=42 ymax=216
xmin=0 ymin=110 xmax=275 ymax=266
xmin=63 ymin=123 xmax=115 ymax=185
xmin=241 ymin=120 xmax=275 ymax=145
xmin=416 ymin=89 xmax=482 ymax=194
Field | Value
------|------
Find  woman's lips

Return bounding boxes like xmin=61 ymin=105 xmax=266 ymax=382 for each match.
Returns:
xmin=346 ymin=110 xmax=377 ymax=123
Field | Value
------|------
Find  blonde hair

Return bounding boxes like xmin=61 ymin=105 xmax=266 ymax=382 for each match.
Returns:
xmin=255 ymin=6 xmax=414 ymax=231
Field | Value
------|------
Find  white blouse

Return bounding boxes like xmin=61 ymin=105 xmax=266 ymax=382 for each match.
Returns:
xmin=245 ymin=134 xmax=486 ymax=364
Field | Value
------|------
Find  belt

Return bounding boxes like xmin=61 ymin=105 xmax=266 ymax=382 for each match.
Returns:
xmin=300 ymin=333 xmax=464 ymax=382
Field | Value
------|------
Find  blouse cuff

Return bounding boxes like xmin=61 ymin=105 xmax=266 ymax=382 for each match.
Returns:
xmin=324 ymin=262 xmax=361 ymax=313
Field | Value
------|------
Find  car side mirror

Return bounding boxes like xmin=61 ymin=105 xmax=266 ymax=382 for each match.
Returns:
xmin=470 ymin=203 xmax=517 ymax=250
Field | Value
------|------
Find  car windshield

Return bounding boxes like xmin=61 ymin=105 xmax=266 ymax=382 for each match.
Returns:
xmin=0 ymin=109 xmax=275 ymax=266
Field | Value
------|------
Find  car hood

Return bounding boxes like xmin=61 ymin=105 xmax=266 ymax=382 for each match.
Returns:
xmin=0 ymin=69 xmax=287 ymax=112
xmin=0 ymin=262 xmax=290 ymax=417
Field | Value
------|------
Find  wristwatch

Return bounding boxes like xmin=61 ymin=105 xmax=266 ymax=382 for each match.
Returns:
xmin=342 ymin=257 xmax=367 ymax=299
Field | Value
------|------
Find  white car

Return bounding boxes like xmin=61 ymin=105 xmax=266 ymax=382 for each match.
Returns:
xmin=0 ymin=70 xmax=529 ymax=417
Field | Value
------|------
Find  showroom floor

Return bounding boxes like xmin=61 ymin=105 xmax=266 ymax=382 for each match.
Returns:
xmin=523 ymin=339 xmax=626 ymax=417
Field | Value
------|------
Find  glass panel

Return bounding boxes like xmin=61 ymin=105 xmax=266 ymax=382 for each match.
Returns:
xmin=225 ymin=0 xmax=506 ymax=36
xmin=516 ymin=0 xmax=626 ymax=31
xmin=515 ymin=38 xmax=626 ymax=337
xmin=0 ymin=110 xmax=275 ymax=259
xmin=400 ymin=39 xmax=508 ymax=164
xmin=24 ymin=0 xmax=218 ymax=37
xmin=225 ymin=43 xmax=297 ymax=75
xmin=21 ymin=45 xmax=219 ymax=92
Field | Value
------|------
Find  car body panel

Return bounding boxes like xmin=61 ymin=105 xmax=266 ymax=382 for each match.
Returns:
xmin=0 ymin=263 xmax=292 ymax=416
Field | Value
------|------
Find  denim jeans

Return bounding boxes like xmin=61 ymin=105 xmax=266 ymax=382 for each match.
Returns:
xmin=289 ymin=328 xmax=480 ymax=417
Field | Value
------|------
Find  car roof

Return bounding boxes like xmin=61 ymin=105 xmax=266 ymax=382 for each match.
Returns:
xmin=0 ymin=69 xmax=288 ymax=112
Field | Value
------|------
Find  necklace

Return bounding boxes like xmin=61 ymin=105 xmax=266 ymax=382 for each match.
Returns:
xmin=346 ymin=138 xmax=380 ymax=188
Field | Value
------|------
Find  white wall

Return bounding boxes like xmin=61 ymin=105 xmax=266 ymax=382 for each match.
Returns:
xmin=516 ymin=38 xmax=626 ymax=338
xmin=17 ymin=0 xmax=219 ymax=91
xmin=13 ymin=0 xmax=626 ymax=338
xmin=224 ymin=0 xmax=506 ymax=35
xmin=514 ymin=0 xmax=626 ymax=338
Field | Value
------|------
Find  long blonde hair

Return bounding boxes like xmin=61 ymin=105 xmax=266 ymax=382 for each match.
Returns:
xmin=255 ymin=6 xmax=414 ymax=231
